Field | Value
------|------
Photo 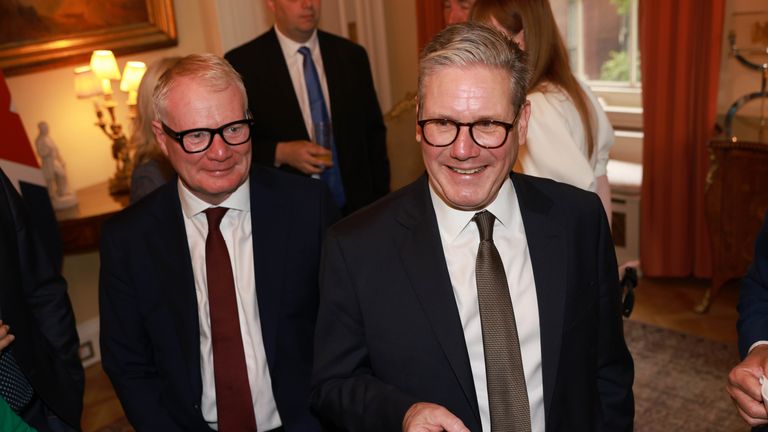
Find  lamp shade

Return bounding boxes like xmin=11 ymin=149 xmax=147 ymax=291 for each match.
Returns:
xmin=90 ymin=50 xmax=121 ymax=80
xmin=119 ymin=61 xmax=147 ymax=92
xmin=73 ymin=66 xmax=102 ymax=99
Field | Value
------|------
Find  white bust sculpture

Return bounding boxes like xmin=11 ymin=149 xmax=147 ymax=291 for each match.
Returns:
xmin=35 ymin=121 xmax=77 ymax=209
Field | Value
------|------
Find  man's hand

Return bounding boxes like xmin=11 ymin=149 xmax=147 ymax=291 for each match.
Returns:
xmin=728 ymin=344 xmax=768 ymax=427
xmin=275 ymin=140 xmax=333 ymax=175
xmin=402 ymin=402 xmax=469 ymax=432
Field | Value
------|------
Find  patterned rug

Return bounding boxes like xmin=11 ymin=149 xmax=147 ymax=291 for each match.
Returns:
xmin=97 ymin=321 xmax=748 ymax=432
xmin=625 ymin=319 xmax=747 ymax=432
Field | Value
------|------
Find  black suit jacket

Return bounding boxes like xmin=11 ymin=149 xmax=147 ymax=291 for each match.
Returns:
xmin=737 ymin=212 xmax=768 ymax=358
xmin=99 ymin=166 xmax=338 ymax=431
xmin=0 ymin=169 xmax=84 ymax=430
xmin=311 ymin=173 xmax=634 ymax=431
xmin=225 ymin=28 xmax=390 ymax=214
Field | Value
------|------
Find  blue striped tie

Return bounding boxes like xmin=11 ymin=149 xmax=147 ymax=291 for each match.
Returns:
xmin=298 ymin=46 xmax=346 ymax=208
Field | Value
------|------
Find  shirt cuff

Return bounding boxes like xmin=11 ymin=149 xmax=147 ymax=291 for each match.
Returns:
xmin=749 ymin=341 xmax=768 ymax=354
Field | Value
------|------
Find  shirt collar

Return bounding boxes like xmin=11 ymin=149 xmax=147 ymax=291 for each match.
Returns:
xmin=429 ymin=177 xmax=517 ymax=242
xmin=274 ymin=25 xmax=319 ymax=59
xmin=178 ymin=178 xmax=251 ymax=220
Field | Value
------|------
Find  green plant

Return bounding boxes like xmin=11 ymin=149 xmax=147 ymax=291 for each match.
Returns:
xmin=600 ymin=50 xmax=629 ymax=81
xmin=610 ymin=0 xmax=630 ymax=16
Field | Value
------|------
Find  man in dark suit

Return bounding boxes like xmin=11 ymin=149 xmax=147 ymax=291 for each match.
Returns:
xmin=0 ymin=168 xmax=84 ymax=431
xmin=225 ymin=0 xmax=389 ymax=214
xmin=311 ymin=23 xmax=634 ymax=431
xmin=99 ymin=54 xmax=337 ymax=431
xmin=728 ymin=212 xmax=768 ymax=429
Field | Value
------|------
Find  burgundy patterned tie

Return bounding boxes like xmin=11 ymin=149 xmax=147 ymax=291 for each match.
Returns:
xmin=204 ymin=207 xmax=257 ymax=432
xmin=474 ymin=210 xmax=531 ymax=432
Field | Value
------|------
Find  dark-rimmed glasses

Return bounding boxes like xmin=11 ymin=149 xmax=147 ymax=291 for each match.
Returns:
xmin=162 ymin=119 xmax=255 ymax=154
xmin=417 ymin=107 xmax=523 ymax=149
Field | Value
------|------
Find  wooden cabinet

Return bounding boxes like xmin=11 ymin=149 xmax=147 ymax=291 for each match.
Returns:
xmin=55 ymin=182 xmax=128 ymax=254
xmin=697 ymin=133 xmax=768 ymax=312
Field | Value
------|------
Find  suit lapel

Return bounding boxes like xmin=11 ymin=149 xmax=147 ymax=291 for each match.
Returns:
xmin=317 ymin=32 xmax=343 ymax=143
xmin=511 ymin=174 xmax=566 ymax=420
xmin=249 ymin=168 xmax=287 ymax=370
xmin=397 ymin=177 xmax=481 ymax=423
xmin=149 ymin=183 xmax=203 ymax=398
xmin=317 ymin=32 xmax=355 ymax=187
xmin=265 ymin=29 xmax=310 ymax=139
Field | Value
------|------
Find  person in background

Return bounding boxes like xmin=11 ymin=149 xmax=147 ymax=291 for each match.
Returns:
xmin=470 ymin=0 xmax=614 ymax=218
xmin=99 ymin=54 xmax=337 ymax=431
xmin=225 ymin=0 xmax=389 ymax=214
xmin=0 ymin=167 xmax=84 ymax=432
xmin=310 ymin=22 xmax=633 ymax=432
xmin=728 ymin=212 xmax=768 ymax=429
xmin=444 ymin=0 xmax=476 ymax=25
xmin=129 ymin=57 xmax=180 ymax=204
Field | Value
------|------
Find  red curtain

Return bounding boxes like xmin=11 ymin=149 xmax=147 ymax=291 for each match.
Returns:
xmin=416 ymin=0 xmax=445 ymax=52
xmin=639 ymin=0 xmax=725 ymax=277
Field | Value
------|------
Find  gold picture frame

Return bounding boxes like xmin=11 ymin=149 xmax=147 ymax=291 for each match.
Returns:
xmin=0 ymin=0 xmax=177 ymax=76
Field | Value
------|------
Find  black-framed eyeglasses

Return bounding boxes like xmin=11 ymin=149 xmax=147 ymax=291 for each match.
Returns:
xmin=417 ymin=108 xmax=523 ymax=149
xmin=162 ymin=119 xmax=255 ymax=154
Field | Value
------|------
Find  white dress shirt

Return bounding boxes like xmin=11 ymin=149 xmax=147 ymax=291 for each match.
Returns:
xmin=178 ymin=179 xmax=281 ymax=431
xmin=274 ymin=25 xmax=332 ymax=141
xmin=429 ymin=178 xmax=545 ymax=432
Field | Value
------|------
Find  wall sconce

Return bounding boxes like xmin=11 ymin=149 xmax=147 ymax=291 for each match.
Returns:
xmin=120 ymin=61 xmax=148 ymax=117
xmin=75 ymin=51 xmax=146 ymax=196
xmin=90 ymin=50 xmax=121 ymax=97
xmin=74 ymin=66 xmax=102 ymax=99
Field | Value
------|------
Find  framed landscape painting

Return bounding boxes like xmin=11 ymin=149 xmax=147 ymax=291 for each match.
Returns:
xmin=0 ymin=0 xmax=177 ymax=76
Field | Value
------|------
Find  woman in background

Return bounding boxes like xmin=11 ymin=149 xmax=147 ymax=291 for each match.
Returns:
xmin=129 ymin=57 xmax=180 ymax=204
xmin=470 ymin=0 xmax=614 ymax=218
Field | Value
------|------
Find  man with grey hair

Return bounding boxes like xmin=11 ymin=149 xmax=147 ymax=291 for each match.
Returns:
xmin=311 ymin=23 xmax=634 ymax=432
xmin=100 ymin=53 xmax=337 ymax=431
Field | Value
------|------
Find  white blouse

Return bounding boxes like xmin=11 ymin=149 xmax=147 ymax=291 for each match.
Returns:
xmin=516 ymin=79 xmax=613 ymax=192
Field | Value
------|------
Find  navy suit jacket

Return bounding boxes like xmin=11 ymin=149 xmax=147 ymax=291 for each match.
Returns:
xmin=311 ymin=173 xmax=634 ymax=431
xmin=225 ymin=28 xmax=390 ymax=214
xmin=0 ymin=169 xmax=84 ymax=430
xmin=99 ymin=166 xmax=338 ymax=431
xmin=737 ymin=212 xmax=768 ymax=358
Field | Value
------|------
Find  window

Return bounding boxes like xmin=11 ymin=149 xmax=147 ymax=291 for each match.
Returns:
xmin=551 ymin=0 xmax=642 ymax=132
xmin=551 ymin=0 xmax=641 ymax=87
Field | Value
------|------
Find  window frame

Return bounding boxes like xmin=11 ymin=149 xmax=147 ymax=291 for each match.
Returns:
xmin=559 ymin=0 xmax=643 ymax=131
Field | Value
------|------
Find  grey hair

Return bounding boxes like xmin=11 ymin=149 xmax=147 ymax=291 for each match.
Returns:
xmin=153 ymin=53 xmax=248 ymax=122
xmin=418 ymin=22 xmax=530 ymax=113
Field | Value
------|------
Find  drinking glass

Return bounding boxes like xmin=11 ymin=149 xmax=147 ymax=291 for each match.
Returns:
xmin=313 ymin=121 xmax=333 ymax=165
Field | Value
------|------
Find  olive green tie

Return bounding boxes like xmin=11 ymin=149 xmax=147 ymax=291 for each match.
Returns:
xmin=474 ymin=210 xmax=531 ymax=432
